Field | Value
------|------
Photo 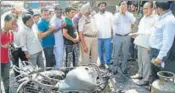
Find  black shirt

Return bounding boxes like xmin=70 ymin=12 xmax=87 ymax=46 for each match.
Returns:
xmin=63 ymin=17 xmax=76 ymax=45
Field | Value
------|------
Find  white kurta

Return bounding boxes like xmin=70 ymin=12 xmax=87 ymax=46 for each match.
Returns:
xmin=50 ymin=15 xmax=64 ymax=68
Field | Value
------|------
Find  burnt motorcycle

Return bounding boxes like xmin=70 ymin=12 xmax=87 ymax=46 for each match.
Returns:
xmin=12 ymin=62 xmax=116 ymax=93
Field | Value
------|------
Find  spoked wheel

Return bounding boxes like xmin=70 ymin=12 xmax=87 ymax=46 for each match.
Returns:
xmin=17 ymin=81 xmax=54 ymax=93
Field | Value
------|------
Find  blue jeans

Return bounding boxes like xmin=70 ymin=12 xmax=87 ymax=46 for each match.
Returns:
xmin=65 ymin=44 xmax=79 ymax=67
xmin=1 ymin=63 xmax=10 ymax=93
xmin=98 ymin=38 xmax=112 ymax=65
xmin=43 ymin=47 xmax=56 ymax=67
xmin=129 ymin=38 xmax=137 ymax=59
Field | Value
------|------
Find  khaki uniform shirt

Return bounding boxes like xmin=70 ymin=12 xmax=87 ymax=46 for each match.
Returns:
xmin=78 ymin=15 xmax=97 ymax=36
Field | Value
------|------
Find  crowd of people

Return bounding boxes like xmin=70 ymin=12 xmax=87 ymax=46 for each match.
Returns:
xmin=1 ymin=1 xmax=175 ymax=93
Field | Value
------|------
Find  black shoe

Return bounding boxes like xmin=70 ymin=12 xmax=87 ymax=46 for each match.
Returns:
xmin=99 ymin=64 xmax=106 ymax=69
xmin=112 ymin=68 xmax=118 ymax=75
xmin=106 ymin=65 xmax=112 ymax=72
xmin=127 ymin=57 xmax=135 ymax=61
xmin=134 ymin=80 xmax=149 ymax=86
xmin=113 ymin=70 xmax=118 ymax=75
xmin=122 ymin=70 xmax=128 ymax=74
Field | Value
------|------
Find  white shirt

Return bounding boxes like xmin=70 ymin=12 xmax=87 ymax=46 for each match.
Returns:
xmin=113 ymin=11 xmax=136 ymax=35
xmin=94 ymin=11 xmax=113 ymax=38
xmin=32 ymin=23 xmax=39 ymax=34
xmin=134 ymin=15 xmax=157 ymax=48
xmin=13 ymin=31 xmax=21 ymax=48
xmin=50 ymin=15 xmax=64 ymax=47
xmin=18 ymin=25 xmax=43 ymax=55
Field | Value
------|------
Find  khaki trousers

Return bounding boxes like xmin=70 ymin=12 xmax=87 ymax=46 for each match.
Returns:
xmin=80 ymin=37 xmax=98 ymax=65
xmin=138 ymin=46 xmax=151 ymax=81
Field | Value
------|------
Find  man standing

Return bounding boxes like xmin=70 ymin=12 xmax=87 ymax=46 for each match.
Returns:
xmin=112 ymin=1 xmax=136 ymax=74
xmin=131 ymin=2 xmax=156 ymax=86
xmin=149 ymin=1 xmax=175 ymax=82
xmin=19 ymin=14 xmax=44 ymax=68
xmin=94 ymin=2 xmax=113 ymax=68
xmin=1 ymin=14 xmax=15 ymax=93
xmin=79 ymin=3 xmax=98 ymax=65
xmin=63 ymin=7 xmax=79 ymax=67
xmin=37 ymin=8 xmax=55 ymax=67
xmin=50 ymin=5 xmax=66 ymax=68
xmin=1 ymin=7 xmax=28 ymax=77
xmin=72 ymin=5 xmax=82 ymax=32
xmin=129 ymin=3 xmax=142 ymax=61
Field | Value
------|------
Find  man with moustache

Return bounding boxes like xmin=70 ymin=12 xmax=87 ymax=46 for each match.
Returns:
xmin=131 ymin=2 xmax=157 ymax=86
xmin=94 ymin=2 xmax=113 ymax=68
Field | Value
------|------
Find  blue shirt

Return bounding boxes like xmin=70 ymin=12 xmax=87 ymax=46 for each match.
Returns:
xmin=37 ymin=18 xmax=55 ymax=48
xmin=150 ymin=11 xmax=175 ymax=60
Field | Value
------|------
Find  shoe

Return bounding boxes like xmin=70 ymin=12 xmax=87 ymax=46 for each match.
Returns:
xmin=133 ymin=79 xmax=149 ymax=86
xmin=144 ymin=85 xmax=151 ymax=91
xmin=113 ymin=70 xmax=118 ymax=75
xmin=127 ymin=57 xmax=135 ymax=61
xmin=131 ymin=74 xmax=142 ymax=79
xmin=99 ymin=64 xmax=106 ymax=69
xmin=122 ymin=70 xmax=128 ymax=74
xmin=106 ymin=64 xmax=112 ymax=72
xmin=111 ymin=68 xmax=118 ymax=75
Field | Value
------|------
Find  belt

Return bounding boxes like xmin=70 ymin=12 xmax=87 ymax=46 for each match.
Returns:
xmin=115 ymin=33 xmax=129 ymax=36
xmin=84 ymin=34 xmax=97 ymax=38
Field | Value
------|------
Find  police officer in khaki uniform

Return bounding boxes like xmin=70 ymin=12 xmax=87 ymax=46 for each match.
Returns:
xmin=78 ymin=3 xmax=98 ymax=65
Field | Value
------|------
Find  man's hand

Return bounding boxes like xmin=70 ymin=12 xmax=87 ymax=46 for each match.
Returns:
xmin=72 ymin=38 xmax=79 ymax=43
xmin=1 ymin=43 xmax=10 ymax=48
xmin=49 ymin=26 xmax=55 ymax=32
xmin=129 ymin=33 xmax=138 ymax=38
xmin=153 ymin=58 xmax=161 ymax=65
xmin=60 ymin=22 xmax=67 ymax=28
xmin=24 ymin=52 xmax=31 ymax=59
xmin=83 ymin=45 xmax=88 ymax=53
xmin=9 ymin=55 xmax=13 ymax=59
xmin=72 ymin=39 xmax=78 ymax=43
xmin=25 ymin=54 xmax=32 ymax=59
xmin=145 ymin=48 xmax=150 ymax=52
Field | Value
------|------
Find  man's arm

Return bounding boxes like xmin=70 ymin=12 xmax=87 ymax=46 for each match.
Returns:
xmin=1 ymin=43 xmax=10 ymax=48
xmin=38 ymin=28 xmax=53 ymax=39
xmin=63 ymin=28 xmax=75 ymax=42
xmin=75 ymin=31 xmax=79 ymax=40
xmin=72 ymin=16 xmax=78 ymax=28
xmin=112 ymin=14 xmax=119 ymax=26
xmin=112 ymin=14 xmax=119 ymax=36
xmin=37 ymin=23 xmax=54 ymax=39
xmin=18 ymin=30 xmax=31 ymax=59
xmin=50 ymin=18 xmax=65 ymax=32
xmin=78 ymin=17 xmax=87 ymax=52
xmin=157 ymin=22 xmax=175 ymax=60
xmin=19 ymin=31 xmax=28 ymax=52
xmin=125 ymin=12 xmax=136 ymax=24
